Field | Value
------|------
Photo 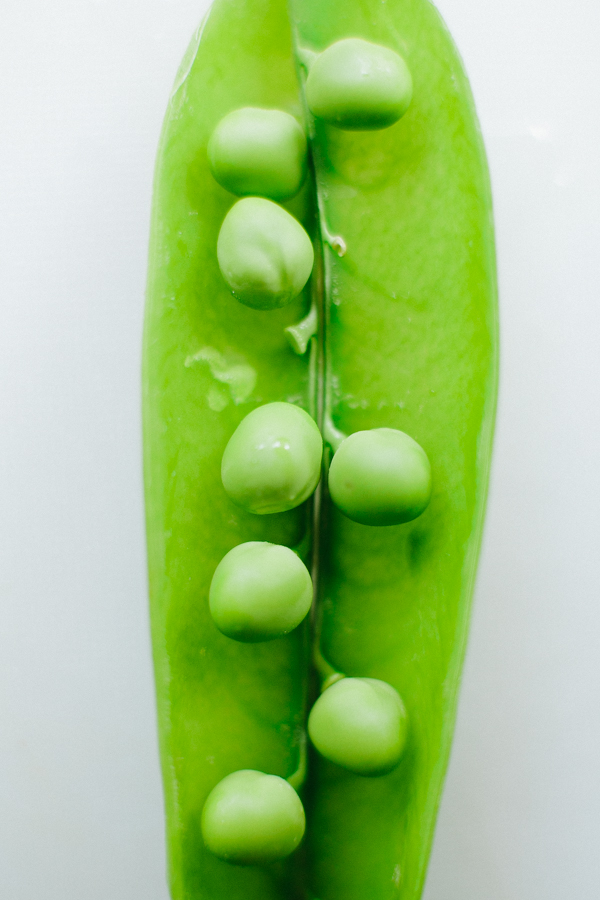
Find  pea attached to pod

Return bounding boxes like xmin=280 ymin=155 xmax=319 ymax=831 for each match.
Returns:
xmin=217 ymin=197 xmax=314 ymax=310
xmin=201 ymin=769 xmax=306 ymax=865
xmin=308 ymin=677 xmax=408 ymax=776
xmin=328 ymin=428 xmax=432 ymax=526
xmin=221 ymin=401 xmax=323 ymax=515
xmin=209 ymin=541 xmax=313 ymax=642
xmin=306 ymin=38 xmax=413 ymax=130
xmin=208 ymin=107 xmax=307 ymax=201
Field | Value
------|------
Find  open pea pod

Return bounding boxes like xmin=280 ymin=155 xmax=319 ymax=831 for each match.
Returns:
xmin=143 ymin=0 xmax=498 ymax=898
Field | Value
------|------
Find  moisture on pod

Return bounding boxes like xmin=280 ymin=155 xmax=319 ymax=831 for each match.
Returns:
xmin=209 ymin=541 xmax=313 ymax=642
xmin=217 ymin=197 xmax=314 ymax=310
xmin=221 ymin=401 xmax=323 ymax=514
xmin=328 ymin=428 xmax=432 ymax=526
xmin=208 ymin=107 xmax=307 ymax=201
xmin=201 ymin=769 xmax=306 ymax=865
xmin=305 ymin=38 xmax=413 ymax=130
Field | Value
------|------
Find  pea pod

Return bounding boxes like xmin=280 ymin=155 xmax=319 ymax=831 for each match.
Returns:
xmin=143 ymin=0 xmax=497 ymax=898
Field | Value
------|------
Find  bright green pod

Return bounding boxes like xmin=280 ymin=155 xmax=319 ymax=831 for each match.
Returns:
xmin=143 ymin=1 xmax=497 ymax=900
xmin=144 ymin=7 xmax=312 ymax=897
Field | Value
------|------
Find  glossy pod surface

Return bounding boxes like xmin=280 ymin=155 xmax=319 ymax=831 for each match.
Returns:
xmin=143 ymin=0 xmax=497 ymax=898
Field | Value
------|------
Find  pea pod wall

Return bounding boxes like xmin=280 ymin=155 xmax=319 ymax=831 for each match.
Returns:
xmin=143 ymin=1 xmax=498 ymax=899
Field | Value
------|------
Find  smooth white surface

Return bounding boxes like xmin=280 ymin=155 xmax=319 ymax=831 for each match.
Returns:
xmin=0 ymin=1 xmax=598 ymax=898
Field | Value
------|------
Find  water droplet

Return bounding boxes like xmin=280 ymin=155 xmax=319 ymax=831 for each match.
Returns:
xmin=185 ymin=345 xmax=257 ymax=404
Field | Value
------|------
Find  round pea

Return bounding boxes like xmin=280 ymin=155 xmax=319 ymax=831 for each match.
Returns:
xmin=328 ymin=428 xmax=432 ymax=526
xmin=308 ymin=677 xmax=408 ymax=776
xmin=208 ymin=107 xmax=307 ymax=201
xmin=217 ymin=197 xmax=314 ymax=310
xmin=201 ymin=769 xmax=305 ymax=865
xmin=209 ymin=542 xmax=313 ymax=642
xmin=305 ymin=38 xmax=413 ymax=131
xmin=222 ymin=402 xmax=323 ymax=514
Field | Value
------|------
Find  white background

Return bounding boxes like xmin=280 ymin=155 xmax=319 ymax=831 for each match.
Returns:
xmin=1 ymin=1 xmax=599 ymax=897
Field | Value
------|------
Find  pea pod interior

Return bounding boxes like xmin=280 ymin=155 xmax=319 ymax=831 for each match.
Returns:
xmin=143 ymin=0 xmax=498 ymax=898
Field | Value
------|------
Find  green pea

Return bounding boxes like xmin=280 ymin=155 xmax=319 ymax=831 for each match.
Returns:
xmin=221 ymin=402 xmax=323 ymax=514
xmin=217 ymin=196 xmax=314 ymax=310
xmin=305 ymin=38 xmax=413 ymax=130
xmin=201 ymin=769 xmax=306 ymax=865
xmin=208 ymin=107 xmax=307 ymax=201
xmin=328 ymin=428 xmax=432 ymax=526
xmin=209 ymin=541 xmax=313 ymax=642
xmin=308 ymin=677 xmax=408 ymax=776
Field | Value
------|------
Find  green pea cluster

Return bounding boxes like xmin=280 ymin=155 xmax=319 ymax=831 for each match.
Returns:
xmin=202 ymin=38 xmax=428 ymax=868
xmin=209 ymin=106 xmax=313 ymax=310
